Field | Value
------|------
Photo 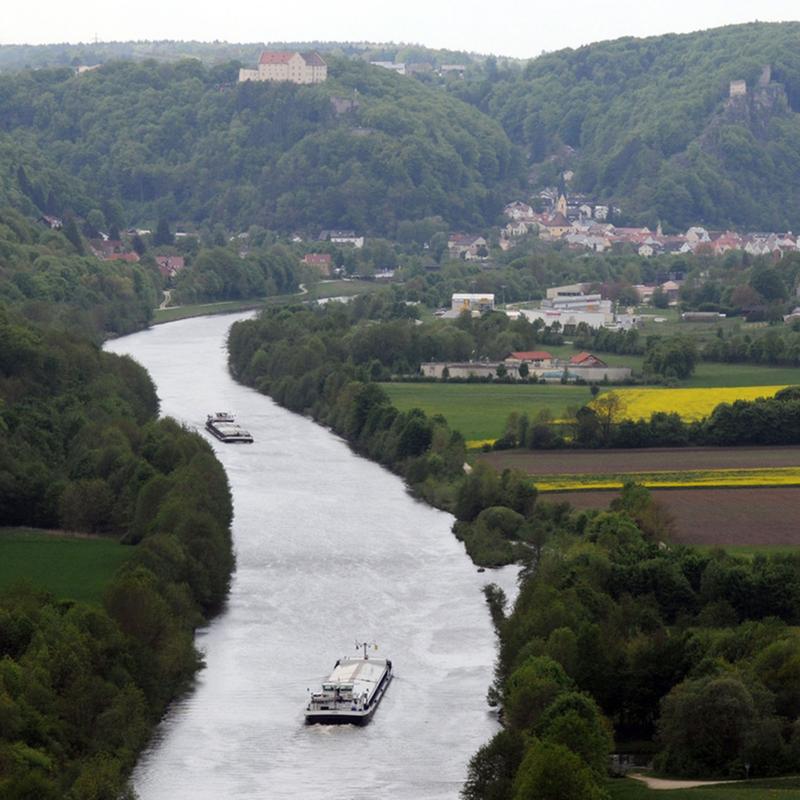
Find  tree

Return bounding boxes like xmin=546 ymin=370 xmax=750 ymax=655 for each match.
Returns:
xmin=518 ymin=361 xmax=529 ymax=379
xmin=153 ymin=218 xmax=174 ymax=246
xmin=512 ymin=740 xmax=605 ymax=800
xmin=592 ymin=392 xmax=627 ymax=443
xmin=62 ymin=217 xmax=85 ymax=255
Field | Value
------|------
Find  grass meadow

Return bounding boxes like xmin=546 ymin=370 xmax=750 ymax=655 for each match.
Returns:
xmin=381 ymin=382 xmax=595 ymax=441
xmin=0 ymin=529 xmax=132 ymax=604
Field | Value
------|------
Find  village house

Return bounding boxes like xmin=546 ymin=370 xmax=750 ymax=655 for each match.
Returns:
xmin=155 ymin=255 xmax=185 ymax=279
xmin=505 ymin=350 xmax=554 ymax=369
xmin=318 ymin=230 xmax=364 ymax=248
xmin=447 ymin=234 xmax=488 ymax=260
xmin=538 ymin=212 xmax=571 ymax=240
xmin=38 ymin=214 xmax=63 ymax=230
xmin=569 ymin=352 xmax=608 ymax=368
xmin=503 ymin=201 xmax=535 ymax=221
xmin=238 ymin=51 xmax=327 ymax=84
xmin=303 ymin=253 xmax=333 ymax=275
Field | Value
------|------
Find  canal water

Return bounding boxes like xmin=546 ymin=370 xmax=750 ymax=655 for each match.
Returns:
xmin=106 ymin=313 xmax=518 ymax=800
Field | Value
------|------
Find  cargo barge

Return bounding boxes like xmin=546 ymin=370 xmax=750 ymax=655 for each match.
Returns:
xmin=205 ymin=412 xmax=254 ymax=444
xmin=305 ymin=644 xmax=392 ymax=725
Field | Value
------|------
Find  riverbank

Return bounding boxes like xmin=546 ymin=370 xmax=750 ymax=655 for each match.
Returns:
xmin=152 ymin=279 xmax=388 ymax=324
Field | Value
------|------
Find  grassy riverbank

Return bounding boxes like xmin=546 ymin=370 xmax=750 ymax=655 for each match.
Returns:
xmin=0 ymin=528 xmax=133 ymax=604
xmin=607 ymin=775 xmax=800 ymax=799
xmin=153 ymin=279 xmax=388 ymax=324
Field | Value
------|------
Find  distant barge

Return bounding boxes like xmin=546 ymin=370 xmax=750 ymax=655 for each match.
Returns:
xmin=305 ymin=644 xmax=392 ymax=725
xmin=205 ymin=412 xmax=254 ymax=444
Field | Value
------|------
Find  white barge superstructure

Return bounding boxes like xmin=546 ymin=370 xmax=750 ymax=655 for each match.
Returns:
xmin=305 ymin=645 xmax=392 ymax=725
xmin=205 ymin=412 xmax=254 ymax=444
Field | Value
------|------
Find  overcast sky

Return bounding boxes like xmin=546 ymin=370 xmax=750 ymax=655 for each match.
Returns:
xmin=2 ymin=0 xmax=799 ymax=58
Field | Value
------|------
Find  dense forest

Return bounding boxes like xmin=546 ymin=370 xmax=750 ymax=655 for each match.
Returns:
xmin=1 ymin=309 xmax=234 ymax=797
xmin=0 ymin=206 xmax=236 ymax=795
xmin=451 ymin=22 xmax=800 ymax=230
xmin=0 ymin=57 xmax=518 ymax=235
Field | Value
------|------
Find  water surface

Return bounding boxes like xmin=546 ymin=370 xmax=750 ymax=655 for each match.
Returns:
xmin=107 ymin=313 xmax=518 ymax=799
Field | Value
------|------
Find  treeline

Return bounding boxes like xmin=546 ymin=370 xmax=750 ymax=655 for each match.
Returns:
xmin=228 ymin=296 xmax=548 ymax=564
xmin=170 ymin=244 xmax=299 ymax=304
xmin=0 ymin=304 xmax=234 ymax=797
xmin=0 ymin=57 xmax=518 ymax=235
xmin=452 ymin=21 xmax=800 ymax=231
xmin=464 ymin=484 xmax=800 ymax=797
xmin=0 ymin=207 xmax=158 ymax=337
xmin=497 ymin=386 xmax=800 ymax=451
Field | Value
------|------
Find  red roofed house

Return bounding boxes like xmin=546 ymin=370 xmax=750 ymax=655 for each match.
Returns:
xmin=303 ymin=253 xmax=333 ymax=276
xmin=505 ymin=351 xmax=554 ymax=368
xmin=155 ymin=255 xmax=185 ymax=279
xmin=239 ymin=51 xmax=327 ymax=84
xmin=569 ymin=352 xmax=608 ymax=368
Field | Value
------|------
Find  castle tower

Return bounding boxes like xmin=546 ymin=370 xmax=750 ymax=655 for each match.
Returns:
xmin=556 ymin=193 xmax=567 ymax=217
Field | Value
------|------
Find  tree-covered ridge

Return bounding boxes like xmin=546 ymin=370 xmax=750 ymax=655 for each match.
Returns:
xmin=0 ymin=305 xmax=235 ymax=797
xmin=0 ymin=57 xmax=520 ymax=234
xmin=0 ymin=40 xmax=483 ymax=73
xmin=0 ymin=208 xmax=158 ymax=336
xmin=455 ymin=22 xmax=800 ymax=230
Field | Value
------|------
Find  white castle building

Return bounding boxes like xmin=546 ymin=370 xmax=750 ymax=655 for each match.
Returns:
xmin=238 ymin=51 xmax=327 ymax=85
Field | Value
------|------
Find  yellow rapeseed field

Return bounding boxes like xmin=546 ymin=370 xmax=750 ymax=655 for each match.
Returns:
xmin=594 ymin=385 xmax=789 ymax=422
xmin=535 ymin=467 xmax=800 ymax=492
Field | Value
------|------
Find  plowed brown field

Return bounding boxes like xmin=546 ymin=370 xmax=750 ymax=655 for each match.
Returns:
xmin=552 ymin=487 xmax=800 ymax=547
xmin=480 ymin=446 xmax=800 ymax=475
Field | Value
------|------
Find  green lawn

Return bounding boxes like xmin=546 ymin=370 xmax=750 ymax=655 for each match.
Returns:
xmin=607 ymin=776 xmax=800 ymax=799
xmin=381 ymin=382 xmax=595 ymax=441
xmin=548 ymin=344 xmax=798 ymax=387
xmin=0 ymin=529 xmax=133 ymax=604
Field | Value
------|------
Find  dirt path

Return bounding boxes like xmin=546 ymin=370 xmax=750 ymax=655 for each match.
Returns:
xmin=628 ymin=773 xmax=738 ymax=790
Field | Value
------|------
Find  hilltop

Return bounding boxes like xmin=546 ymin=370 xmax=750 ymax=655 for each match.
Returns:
xmin=0 ymin=56 xmax=519 ymax=234
xmin=450 ymin=21 xmax=800 ymax=231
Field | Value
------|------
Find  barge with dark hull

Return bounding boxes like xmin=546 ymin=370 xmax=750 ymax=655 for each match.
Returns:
xmin=305 ymin=645 xmax=392 ymax=725
xmin=205 ymin=412 xmax=254 ymax=444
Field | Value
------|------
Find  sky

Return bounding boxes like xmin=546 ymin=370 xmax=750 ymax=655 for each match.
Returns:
xmin=2 ymin=0 xmax=799 ymax=58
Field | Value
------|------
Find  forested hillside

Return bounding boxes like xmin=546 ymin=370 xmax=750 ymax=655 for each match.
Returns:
xmin=0 ymin=57 xmax=519 ymax=234
xmin=0 ymin=207 xmax=158 ymax=336
xmin=453 ymin=22 xmax=800 ymax=231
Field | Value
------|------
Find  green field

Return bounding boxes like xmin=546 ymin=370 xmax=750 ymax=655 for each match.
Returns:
xmin=0 ymin=529 xmax=133 ymax=604
xmin=382 ymin=382 xmax=594 ymax=441
xmin=152 ymin=279 xmax=387 ymax=324
xmin=547 ymin=344 xmax=799 ymax=387
xmin=607 ymin=776 xmax=800 ymax=799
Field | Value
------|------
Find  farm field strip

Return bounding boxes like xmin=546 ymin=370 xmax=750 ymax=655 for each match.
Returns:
xmin=548 ymin=487 xmax=800 ymax=547
xmin=598 ymin=385 xmax=789 ymax=421
xmin=534 ymin=466 xmax=800 ymax=492
xmin=480 ymin=445 xmax=800 ymax=475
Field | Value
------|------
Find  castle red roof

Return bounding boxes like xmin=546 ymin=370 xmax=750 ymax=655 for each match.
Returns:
xmin=259 ymin=51 xmax=295 ymax=65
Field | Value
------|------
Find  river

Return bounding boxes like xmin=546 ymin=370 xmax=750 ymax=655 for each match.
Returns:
xmin=106 ymin=312 xmax=518 ymax=800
